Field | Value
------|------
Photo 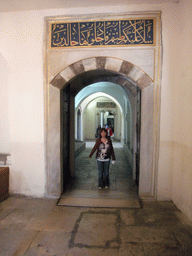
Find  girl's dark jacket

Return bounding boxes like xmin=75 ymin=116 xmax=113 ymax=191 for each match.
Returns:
xmin=89 ymin=138 xmax=116 ymax=160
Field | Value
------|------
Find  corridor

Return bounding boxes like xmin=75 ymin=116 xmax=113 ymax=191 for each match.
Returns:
xmin=74 ymin=141 xmax=135 ymax=192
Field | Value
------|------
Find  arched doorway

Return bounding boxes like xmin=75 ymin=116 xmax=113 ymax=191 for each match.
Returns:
xmin=60 ymin=69 xmax=140 ymax=190
xmin=46 ymin=57 xmax=155 ymax=199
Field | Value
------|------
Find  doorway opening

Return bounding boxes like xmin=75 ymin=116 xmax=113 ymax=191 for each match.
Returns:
xmin=59 ymin=70 xmax=141 ymax=206
xmin=47 ymin=56 xmax=155 ymax=200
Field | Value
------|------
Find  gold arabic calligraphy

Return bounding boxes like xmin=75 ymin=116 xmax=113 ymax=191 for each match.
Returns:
xmin=51 ymin=19 xmax=154 ymax=47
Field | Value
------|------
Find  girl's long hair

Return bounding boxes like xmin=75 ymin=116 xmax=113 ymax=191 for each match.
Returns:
xmin=99 ymin=128 xmax=108 ymax=139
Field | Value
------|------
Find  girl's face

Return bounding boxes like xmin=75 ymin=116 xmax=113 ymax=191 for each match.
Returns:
xmin=101 ymin=130 xmax=107 ymax=138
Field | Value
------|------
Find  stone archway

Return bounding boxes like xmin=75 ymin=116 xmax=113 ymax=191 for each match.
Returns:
xmin=45 ymin=57 xmax=155 ymax=199
xmin=51 ymin=57 xmax=152 ymax=91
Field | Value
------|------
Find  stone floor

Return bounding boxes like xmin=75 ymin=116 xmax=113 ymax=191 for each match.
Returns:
xmin=1 ymin=143 xmax=192 ymax=255
xmin=0 ymin=197 xmax=192 ymax=255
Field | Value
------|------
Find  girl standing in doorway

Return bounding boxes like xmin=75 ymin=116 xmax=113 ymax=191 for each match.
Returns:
xmin=89 ymin=128 xmax=115 ymax=189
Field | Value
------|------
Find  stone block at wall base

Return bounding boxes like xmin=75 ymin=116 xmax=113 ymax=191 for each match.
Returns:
xmin=75 ymin=140 xmax=86 ymax=157
xmin=0 ymin=167 xmax=9 ymax=201
xmin=123 ymin=143 xmax=133 ymax=168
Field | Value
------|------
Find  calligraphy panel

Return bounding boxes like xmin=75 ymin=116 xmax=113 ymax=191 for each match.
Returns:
xmin=97 ymin=102 xmax=116 ymax=108
xmin=51 ymin=19 xmax=154 ymax=48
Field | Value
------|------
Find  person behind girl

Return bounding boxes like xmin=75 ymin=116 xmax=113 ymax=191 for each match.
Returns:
xmin=105 ymin=124 xmax=112 ymax=138
xmin=89 ymin=128 xmax=115 ymax=189
xmin=95 ymin=125 xmax=101 ymax=138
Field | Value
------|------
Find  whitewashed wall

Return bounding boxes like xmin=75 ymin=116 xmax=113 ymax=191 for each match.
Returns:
xmin=0 ymin=10 xmax=45 ymax=196
xmin=157 ymin=0 xmax=192 ymax=221
xmin=0 ymin=1 xmax=192 ymax=221
xmin=84 ymin=100 xmax=96 ymax=140
xmin=0 ymin=54 xmax=10 ymax=154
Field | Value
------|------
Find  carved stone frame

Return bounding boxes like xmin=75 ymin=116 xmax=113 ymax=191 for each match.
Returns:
xmin=44 ymin=12 xmax=161 ymax=200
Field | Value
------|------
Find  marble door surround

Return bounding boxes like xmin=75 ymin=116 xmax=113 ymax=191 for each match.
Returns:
xmin=44 ymin=12 xmax=161 ymax=200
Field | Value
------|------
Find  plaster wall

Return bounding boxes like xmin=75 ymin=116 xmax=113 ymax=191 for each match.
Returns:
xmin=115 ymin=108 xmax=121 ymax=141
xmin=0 ymin=11 xmax=45 ymax=196
xmin=0 ymin=54 xmax=10 ymax=154
xmin=84 ymin=100 xmax=96 ymax=140
xmin=0 ymin=1 xmax=191 ymax=221
xmin=168 ymin=0 xmax=192 ymax=221
xmin=156 ymin=0 xmax=192 ymax=221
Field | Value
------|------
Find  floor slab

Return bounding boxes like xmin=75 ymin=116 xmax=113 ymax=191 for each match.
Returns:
xmin=0 ymin=197 xmax=192 ymax=255
xmin=58 ymin=189 xmax=141 ymax=208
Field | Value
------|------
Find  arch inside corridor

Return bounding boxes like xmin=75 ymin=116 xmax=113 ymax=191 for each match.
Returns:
xmin=75 ymin=89 xmax=127 ymax=142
